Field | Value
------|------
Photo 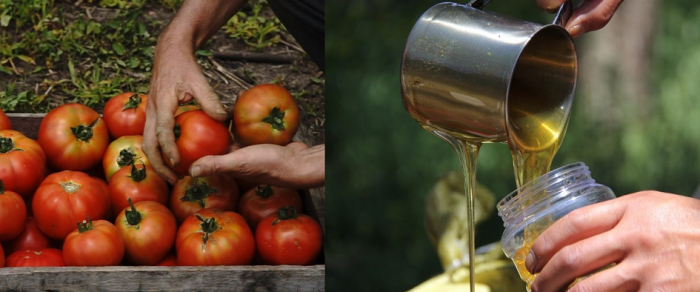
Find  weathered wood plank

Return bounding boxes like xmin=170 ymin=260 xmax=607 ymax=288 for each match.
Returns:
xmin=0 ymin=265 xmax=325 ymax=292
xmin=6 ymin=113 xmax=44 ymax=140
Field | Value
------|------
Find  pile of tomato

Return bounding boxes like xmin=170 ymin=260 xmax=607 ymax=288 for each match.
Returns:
xmin=0 ymin=84 xmax=323 ymax=268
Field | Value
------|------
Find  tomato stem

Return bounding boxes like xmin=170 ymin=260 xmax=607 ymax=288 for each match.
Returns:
xmin=122 ymin=93 xmax=142 ymax=110
xmin=77 ymin=216 xmax=94 ymax=233
xmin=181 ymin=178 xmax=217 ymax=208
xmin=60 ymin=181 xmax=81 ymax=194
xmin=0 ymin=137 xmax=17 ymax=153
xmin=195 ymin=213 xmax=221 ymax=245
xmin=272 ymin=206 xmax=298 ymax=226
xmin=117 ymin=148 xmax=138 ymax=168
xmin=125 ymin=198 xmax=142 ymax=226
xmin=262 ymin=107 xmax=286 ymax=131
xmin=127 ymin=163 xmax=147 ymax=182
xmin=255 ymin=185 xmax=274 ymax=198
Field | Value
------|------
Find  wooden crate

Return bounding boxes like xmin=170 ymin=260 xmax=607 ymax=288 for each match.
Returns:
xmin=1 ymin=113 xmax=325 ymax=292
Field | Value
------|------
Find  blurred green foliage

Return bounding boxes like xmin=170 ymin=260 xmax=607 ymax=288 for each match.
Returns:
xmin=327 ymin=0 xmax=700 ymax=291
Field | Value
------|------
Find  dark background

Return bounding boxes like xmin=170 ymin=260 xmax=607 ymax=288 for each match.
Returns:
xmin=326 ymin=0 xmax=700 ymax=291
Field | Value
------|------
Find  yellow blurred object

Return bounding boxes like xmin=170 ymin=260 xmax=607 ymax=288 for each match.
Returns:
xmin=416 ymin=171 xmax=527 ymax=292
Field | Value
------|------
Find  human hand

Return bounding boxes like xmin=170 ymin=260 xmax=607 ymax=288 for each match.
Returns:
xmin=536 ymin=0 xmax=624 ymax=38
xmin=143 ymin=37 xmax=228 ymax=185
xmin=525 ymin=191 xmax=700 ymax=292
xmin=189 ymin=142 xmax=325 ymax=189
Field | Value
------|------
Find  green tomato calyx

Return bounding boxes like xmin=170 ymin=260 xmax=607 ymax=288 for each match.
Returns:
xmin=124 ymin=198 xmax=143 ymax=226
xmin=117 ymin=148 xmax=138 ymax=168
xmin=77 ymin=216 xmax=94 ymax=233
xmin=262 ymin=107 xmax=286 ymax=131
xmin=181 ymin=178 xmax=218 ymax=208
xmin=272 ymin=206 xmax=298 ymax=226
xmin=122 ymin=93 xmax=142 ymax=110
xmin=0 ymin=137 xmax=18 ymax=153
xmin=173 ymin=124 xmax=181 ymax=140
xmin=127 ymin=163 xmax=147 ymax=182
xmin=196 ymin=213 xmax=221 ymax=244
xmin=71 ymin=118 xmax=100 ymax=142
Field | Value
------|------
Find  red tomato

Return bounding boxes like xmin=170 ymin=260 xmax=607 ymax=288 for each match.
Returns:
xmin=102 ymin=135 xmax=150 ymax=182
xmin=0 ymin=244 xmax=4 ymax=267
xmin=2 ymin=217 xmax=56 ymax=255
xmin=0 ymin=180 xmax=27 ymax=241
xmin=115 ymin=199 xmax=177 ymax=265
xmin=238 ymin=185 xmax=303 ymax=231
xmin=63 ymin=218 xmax=124 ymax=266
xmin=0 ymin=130 xmax=46 ymax=199
xmin=0 ymin=108 xmax=11 ymax=130
xmin=38 ymin=103 xmax=109 ymax=171
xmin=163 ymin=110 xmax=229 ymax=176
xmin=233 ymin=84 xmax=300 ymax=146
xmin=5 ymin=248 xmax=65 ymax=267
xmin=109 ymin=163 xmax=168 ymax=216
xmin=170 ymin=174 xmax=239 ymax=223
xmin=156 ymin=253 xmax=177 ymax=266
xmin=255 ymin=207 xmax=323 ymax=265
xmin=33 ymin=171 xmax=111 ymax=240
xmin=103 ymin=92 xmax=148 ymax=139
xmin=176 ymin=208 xmax=255 ymax=266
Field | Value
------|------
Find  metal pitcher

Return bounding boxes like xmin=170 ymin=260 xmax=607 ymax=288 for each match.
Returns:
xmin=400 ymin=0 xmax=577 ymax=145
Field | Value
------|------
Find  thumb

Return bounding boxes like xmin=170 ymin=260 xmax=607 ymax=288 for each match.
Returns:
xmin=192 ymin=75 xmax=228 ymax=121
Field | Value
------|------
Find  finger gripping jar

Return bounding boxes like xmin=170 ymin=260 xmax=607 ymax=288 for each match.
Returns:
xmin=497 ymin=162 xmax=616 ymax=291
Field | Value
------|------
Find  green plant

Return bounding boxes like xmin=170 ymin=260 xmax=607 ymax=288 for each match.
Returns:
xmin=224 ymin=0 xmax=284 ymax=49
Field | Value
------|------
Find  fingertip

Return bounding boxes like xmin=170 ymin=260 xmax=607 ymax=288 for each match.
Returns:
xmin=536 ymin=0 xmax=565 ymax=13
xmin=567 ymin=24 xmax=585 ymax=38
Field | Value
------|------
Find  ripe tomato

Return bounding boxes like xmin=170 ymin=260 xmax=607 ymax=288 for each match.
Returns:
xmin=170 ymin=174 xmax=239 ymax=223
xmin=103 ymin=92 xmax=147 ymax=139
xmin=63 ymin=218 xmax=124 ymax=266
xmin=0 ymin=130 xmax=46 ymax=199
xmin=238 ymin=185 xmax=303 ymax=230
xmin=233 ymin=84 xmax=300 ymax=146
xmin=0 ymin=181 xmax=27 ymax=241
xmin=115 ymin=199 xmax=177 ymax=265
xmin=103 ymin=135 xmax=150 ymax=182
xmin=2 ymin=217 xmax=56 ymax=255
xmin=5 ymin=248 xmax=65 ymax=267
xmin=156 ymin=253 xmax=177 ymax=266
xmin=176 ymin=208 xmax=255 ymax=266
xmin=163 ymin=110 xmax=229 ymax=176
xmin=33 ymin=171 xmax=111 ymax=240
xmin=0 ymin=244 xmax=4 ymax=267
xmin=0 ymin=108 xmax=11 ymax=130
xmin=109 ymin=163 xmax=168 ymax=216
xmin=255 ymin=207 xmax=323 ymax=265
xmin=38 ymin=103 xmax=109 ymax=171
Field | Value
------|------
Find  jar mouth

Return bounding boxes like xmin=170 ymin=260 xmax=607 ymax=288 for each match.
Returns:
xmin=497 ymin=162 xmax=589 ymax=214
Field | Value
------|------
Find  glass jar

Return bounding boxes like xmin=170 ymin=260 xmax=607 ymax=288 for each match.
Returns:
xmin=496 ymin=162 xmax=616 ymax=291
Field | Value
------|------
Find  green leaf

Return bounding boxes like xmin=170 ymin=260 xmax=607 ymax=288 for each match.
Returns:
xmin=68 ymin=60 xmax=77 ymax=84
xmin=16 ymin=55 xmax=36 ymax=65
xmin=116 ymin=59 xmax=126 ymax=67
xmin=1 ymin=15 xmax=11 ymax=27
xmin=195 ymin=50 xmax=212 ymax=57
xmin=0 ymin=65 xmax=12 ymax=75
xmin=113 ymin=43 xmax=125 ymax=55
xmin=129 ymin=58 xmax=140 ymax=68
xmin=310 ymin=77 xmax=324 ymax=84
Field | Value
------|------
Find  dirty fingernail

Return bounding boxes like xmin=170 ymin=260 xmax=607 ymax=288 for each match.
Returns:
xmin=526 ymin=250 xmax=537 ymax=273
xmin=216 ymin=108 xmax=227 ymax=116
xmin=191 ymin=166 xmax=201 ymax=178
xmin=169 ymin=157 xmax=176 ymax=167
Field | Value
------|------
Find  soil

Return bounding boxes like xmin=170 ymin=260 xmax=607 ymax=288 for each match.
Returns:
xmin=2 ymin=1 xmax=325 ymax=146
